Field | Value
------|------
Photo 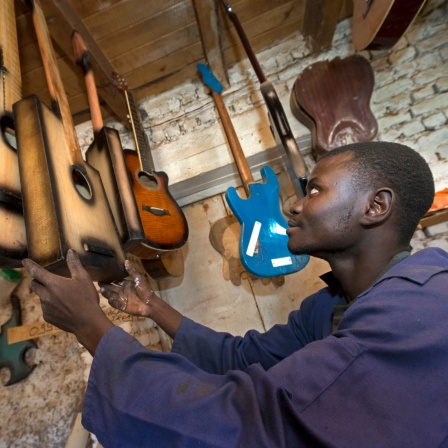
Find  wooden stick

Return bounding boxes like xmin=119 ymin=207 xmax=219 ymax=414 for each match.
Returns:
xmin=7 ymin=307 xmax=141 ymax=344
xmin=71 ymin=30 xmax=103 ymax=133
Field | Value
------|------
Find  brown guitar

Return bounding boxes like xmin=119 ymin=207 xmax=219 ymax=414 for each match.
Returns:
xmin=71 ymin=30 xmax=145 ymax=253
xmin=0 ymin=0 xmax=27 ymax=266
xmin=112 ymin=72 xmax=189 ymax=259
xmin=13 ymin=0 xmax=126 ymax=282
xmin=352 ymin=0 xmax=427 ymax=51
xmin=290 ymin=55 xmax=378 ymax=160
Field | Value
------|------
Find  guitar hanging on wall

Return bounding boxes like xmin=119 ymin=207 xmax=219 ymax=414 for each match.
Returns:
xmin=72 ymin=30 xmax=145 ymax=253
xmin=112 ymin=72 xmax=189 ymax=259
xmin=198 ymin=63 xmax=309 ymax=278
xmin=220 ymin=0 xmax=309 ymax=208
xmin=352 ymin=0 xmax=428 ymax=51
xmin=13 ymin=0 xmax=126 ymax=282
xmin=0 ymin=0 xmax=27 ymax=267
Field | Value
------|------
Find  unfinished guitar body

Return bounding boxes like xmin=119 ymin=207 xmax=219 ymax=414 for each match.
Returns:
xmin=0 ymin=115 xmax=27 ymax=265
xmin=0 ymin=0 xmax=27 ymax=266
xmin=290 ymin=55 xmax=378 ymax=159
xmin=85 ymin=127 xmax=144 ymax=252
xmin=14 ymin=96 xmax=127 ymax=282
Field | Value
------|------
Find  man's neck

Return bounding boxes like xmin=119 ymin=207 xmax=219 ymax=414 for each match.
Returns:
xmin=329 ymin=247 xmax=411 ymax=302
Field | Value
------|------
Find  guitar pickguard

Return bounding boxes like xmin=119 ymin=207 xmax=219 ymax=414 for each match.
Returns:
xmin=226 ymin=166 xmax=309 ymax=278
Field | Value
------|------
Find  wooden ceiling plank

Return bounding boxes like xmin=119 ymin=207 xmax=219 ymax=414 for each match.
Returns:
xmin=44 ymin=0 xmax=128 ymax=124
xmin=95 ymin=2 xmax=196 ymax=61
xmin=193 ymin=0 xmax=228 ymax=89
xmin=111 ymin=23 xmax=200 ymax=76
xmin=302 ymin=0 xmax=345 ymax=52
xmin=84 ymin=0 xmax=185 ymax=41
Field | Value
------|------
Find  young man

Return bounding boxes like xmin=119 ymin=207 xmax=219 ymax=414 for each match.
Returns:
xmin=23 ymin=142 xmax=448 ymax=447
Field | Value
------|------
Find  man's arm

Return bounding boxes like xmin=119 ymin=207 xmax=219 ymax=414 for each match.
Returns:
xmin=22 ymin=249 xmax=113 ymax=355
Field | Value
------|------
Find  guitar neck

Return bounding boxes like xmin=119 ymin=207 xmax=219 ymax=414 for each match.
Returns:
xmin=72 ymin=31 xmax=103 ymax=133
xmin=0 ymin=0 xmax=22 ymax=113
xmin=211 ymin=90 xmax=254 ymax=197
xmin=123 ymin=89 xmax=156 ymax=174
xmin=31 ymin=0 xmax=82 ymax=165
xmin=220 ymin=0 xmax=267 ymax=84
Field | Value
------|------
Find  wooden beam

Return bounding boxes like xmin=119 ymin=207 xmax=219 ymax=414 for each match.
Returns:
xmin=192 ymin=0 xmax=228 ymax=88
xmin=302 ymin=0 xmax=345 ymax=52
xmin=40 ymin=0 xmax=128 ymax=124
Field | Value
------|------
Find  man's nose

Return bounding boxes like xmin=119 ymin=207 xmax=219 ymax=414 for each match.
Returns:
xmin=289 ymin=196 xmax=304 ymax=215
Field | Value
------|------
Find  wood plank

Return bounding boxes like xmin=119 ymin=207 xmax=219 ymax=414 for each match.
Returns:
xmin=96 ymin=2 xmax=196 ymax=61
xmin=110 ymin=23 xmax=200 ymax=74
xmin=193 ymin=0 xmax=228 ymax=88
xmin=302 ymin=0 xmax=345 ymax=52
xmin=221 ymin=1 xmax=305 ymax=67
xmin=84 ymin=0 xmax=188 ymax=41
xmin=118 ymin=41 xmax=204 ymax=93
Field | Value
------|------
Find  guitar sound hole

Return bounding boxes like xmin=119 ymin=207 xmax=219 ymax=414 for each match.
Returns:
xmin=72 ymin=168 xmax=92 ymax=200
xmin=138 ymin=172 xmax=158 ymax=188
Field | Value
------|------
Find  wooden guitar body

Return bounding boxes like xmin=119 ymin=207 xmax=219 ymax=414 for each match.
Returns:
xmin=14 ymin=95 xmax=127 ymax=282
xmin=0 ymin=114 xmax=27 ymax=265
xmin=85 ymin=127 xmax=144 ymax=252
xmin=290 ymin=55 xmax=378 ymax=160
xmin=352 ymin=0 xmax=427 ymax=51
xmin=124 ymin=150 xmax=189 ymax=258
xmin=0 ymin=0 xmax=27 ymax=266
xmin=225 ymin=166 xmax=309 ymax=278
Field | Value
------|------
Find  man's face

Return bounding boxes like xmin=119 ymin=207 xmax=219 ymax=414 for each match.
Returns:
xmin=287 ymin=152 xmax=368 ymax=258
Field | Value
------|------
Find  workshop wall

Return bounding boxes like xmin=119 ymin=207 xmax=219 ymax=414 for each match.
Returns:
xmin=1 ymin=0 xmax=447 ymax=446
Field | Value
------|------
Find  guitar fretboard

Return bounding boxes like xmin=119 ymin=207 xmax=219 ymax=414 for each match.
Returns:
xmin=124 ymin=89 xmax=155 ymax=174
xmin=0 ymin=0 xmax=22 ymax=113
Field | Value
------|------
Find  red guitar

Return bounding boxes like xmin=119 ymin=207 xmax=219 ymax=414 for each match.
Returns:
xmin=352 ymin=0 xmax=428 ymax=51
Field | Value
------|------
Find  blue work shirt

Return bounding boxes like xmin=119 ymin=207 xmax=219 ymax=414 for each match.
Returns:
xmin=82 ymin=247 xmax=448 ymax=447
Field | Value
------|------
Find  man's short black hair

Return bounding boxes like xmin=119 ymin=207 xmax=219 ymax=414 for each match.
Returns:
xmin=319 ymin=141 xmax=435 ymax=243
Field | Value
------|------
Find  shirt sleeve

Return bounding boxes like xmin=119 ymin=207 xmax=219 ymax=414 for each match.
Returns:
xmin=171 ymin=288 xmax=337 ymax=374
xmin=81 ymin=325 xmax=364 ymax=448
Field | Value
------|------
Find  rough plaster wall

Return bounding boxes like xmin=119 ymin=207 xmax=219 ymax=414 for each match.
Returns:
xmin=1 ymin=0 xmax=447 ymax=446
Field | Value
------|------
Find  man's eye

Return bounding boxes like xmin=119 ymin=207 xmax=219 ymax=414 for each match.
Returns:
xmin=309 ymin=187 xmax=319 ymax=195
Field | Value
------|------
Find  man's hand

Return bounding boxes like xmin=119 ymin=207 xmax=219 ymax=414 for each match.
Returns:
xmin=100 ymin=260 xmax=184 ymax=339
xmin=22 ymin=249 xmax=113 ymax=355
xmin=99 ymin=260 xmax=155 ymax=318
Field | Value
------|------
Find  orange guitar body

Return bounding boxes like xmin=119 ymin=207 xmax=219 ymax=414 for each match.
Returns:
xmin=124 ymin=150 xmax=189 ymax=258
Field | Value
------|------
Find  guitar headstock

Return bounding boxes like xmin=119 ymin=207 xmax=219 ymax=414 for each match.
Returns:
xmin=112 ymin=71 xmax=129 ymax=92
xmin=197 ymin=63 xmax=223 ymax=95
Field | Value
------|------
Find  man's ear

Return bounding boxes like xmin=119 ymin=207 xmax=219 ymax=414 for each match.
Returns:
xmin=361 ymin=188 xmax=394 ymax=226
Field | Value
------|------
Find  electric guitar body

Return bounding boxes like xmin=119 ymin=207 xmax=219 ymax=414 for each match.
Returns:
xmin=226 ymin=166 xmax=309 ymax=278
xmin=0 ymin=0 xmax=27 ymax=266
xmin=14 ymin=0 xmax=126 ymax=282
xmin=123 ymin=149 xmax=188 ymax=257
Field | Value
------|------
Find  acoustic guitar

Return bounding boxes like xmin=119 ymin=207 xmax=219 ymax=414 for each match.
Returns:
xmin=112 ymin=72 xmax=189 ymax=259
xmin=198 ymin=64 xmax=309 ymax=278
xmin=0 ymin=0 xmax=27 ymax=267
xmin=220 ymin=0 xmax=309 ymax=207
xmin=13 ymin=0 xmax=126 ymax=282
xmin=352 ymin=0 xmax=427 ymax=51
xmin=71 ymin=30 xmax=145 ymax=253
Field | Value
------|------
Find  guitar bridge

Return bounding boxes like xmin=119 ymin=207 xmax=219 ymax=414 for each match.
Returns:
xmin=142 ymin=205 xmax=170 ymax=216
xmin=83 ymin=243 xmax=115 ymax=257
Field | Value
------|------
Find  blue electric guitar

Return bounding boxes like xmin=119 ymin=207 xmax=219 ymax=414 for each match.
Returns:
xmin=198 ymin=64 xmax=309 ymax=278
